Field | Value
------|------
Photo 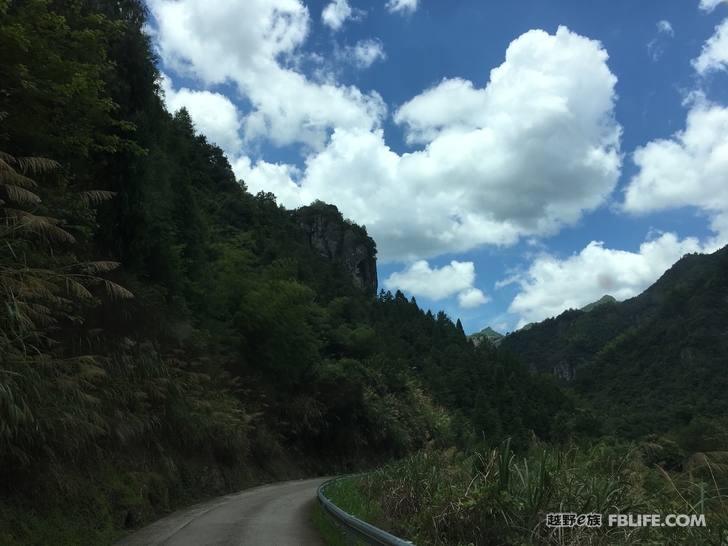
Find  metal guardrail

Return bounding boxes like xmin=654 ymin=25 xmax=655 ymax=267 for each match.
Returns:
xmin=317 ymin=477 xmax=415 ymax=546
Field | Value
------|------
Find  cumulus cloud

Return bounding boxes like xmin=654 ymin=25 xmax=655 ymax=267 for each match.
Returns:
xmin=699 ymin=0 xmax=726 ymax=13
xmin=341 ymin=38 xmax=386 ymax=68
xmin=623 ymin=95 xmax=728 ymax=241
xmin=322 ymin=0 xmax=364 ymax=31
xmin=150 ymin=6 xmax=623 ymax=264
xmin=383 ymin=260 xmax=490 ymax=308
xmin=240 ymin=26 xmax=622 ymax=262
xmin=507 ymin=233 xmax=709 ymax=328
xmin=458 ymin=288 xmax=491 ymax=308
xmin=692 ymin=18 xmax=728 ymax=75
xmin=623 ymin=20 xmax=728 ymax=252
xmin=385 ymin=0 xmax=418 ymax=15
xmin=148 ymin=0 xmax=386 ymax=151
xmin=231 ymin=156 xmax=303 ymax=205
xmin=161 ymin=75 xmax=243 ymax=155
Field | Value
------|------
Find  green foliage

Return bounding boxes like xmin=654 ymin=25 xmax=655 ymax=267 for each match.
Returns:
xmin=0 ymin=453 xmax=257 ymax=545
xmin=499 ymin=246 xmax=728 ymax=442
xmin=0 ymin=0 xmax=141 ymax=159
xmin=346 ymin=439 xmax=728 ymax=546
xmin=311 ymin=502 xmax=361 ymax=546
xmin=499 ymin=299 xmax=628 ymax=380
xmin=0 ymin=0 xmax=590 ymax=541
xmin=320 ymin=476 xmax=384 ymax=534
xmin=372 ymin=290 xmax=573 ymax=451
xmin=573 ymin=247 xmax=728 ymax=437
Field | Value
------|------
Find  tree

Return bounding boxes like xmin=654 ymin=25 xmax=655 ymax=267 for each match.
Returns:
xmin=0 ymin=0 xmax=141 ymax=160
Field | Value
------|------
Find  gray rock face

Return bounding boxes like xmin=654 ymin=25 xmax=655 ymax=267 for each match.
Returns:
xmin=294 ymin=203 xmax=378 ymax=294
xmin=553 ymin=360 xmax=576 ymax=381
xmin=469 ymin=327 xmax=504 ymax=348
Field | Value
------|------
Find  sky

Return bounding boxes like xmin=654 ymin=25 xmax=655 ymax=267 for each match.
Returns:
xmin=145 ymin=0 xmax=728 ymax=334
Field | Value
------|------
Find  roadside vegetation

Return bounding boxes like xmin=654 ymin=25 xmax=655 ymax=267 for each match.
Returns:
xmin=2 ymin=1 xmax=727 ymax=545
xmin=326 ymin=433 xmax=728 ymax=546
xmin=0 ymin=1 xmax=568 ymax=542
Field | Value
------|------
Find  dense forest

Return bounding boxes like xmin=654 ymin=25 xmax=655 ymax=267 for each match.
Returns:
xmin=0 ymin=1 xmax=572 ymax=543
xmin=500 ymin=247 xmax=728 ymax=438
xmin=328 ymin=244 xmax=728 ymax=545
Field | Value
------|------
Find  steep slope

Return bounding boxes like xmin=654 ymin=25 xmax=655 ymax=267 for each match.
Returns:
xmin=498 ymin=246 xmax=728 ymax=436
xmin=574 ymin=246 xmax=728 ymax=436
xmin=499 ymin=249 xmax=724 ymax=380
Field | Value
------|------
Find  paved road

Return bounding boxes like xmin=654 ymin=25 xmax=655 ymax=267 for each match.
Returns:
xmin=114 ymin=477 xmax=330 ymax=546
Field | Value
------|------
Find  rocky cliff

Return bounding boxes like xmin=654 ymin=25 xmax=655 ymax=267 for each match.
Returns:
xmin=293 ymin=201 xmax=378 ymax=294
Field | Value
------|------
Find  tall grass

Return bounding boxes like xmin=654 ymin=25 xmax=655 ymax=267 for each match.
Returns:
xmin=353 ymin=439 xmax=728 ymax=545
xmin=0 ymin=145 xmax=253 ymax=469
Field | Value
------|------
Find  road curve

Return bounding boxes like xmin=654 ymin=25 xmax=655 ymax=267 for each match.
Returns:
xmin=114 ymin=477 xmax=330 ymax=546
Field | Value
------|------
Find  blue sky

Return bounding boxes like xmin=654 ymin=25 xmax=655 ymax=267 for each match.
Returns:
xmin=146 ymin=0 xmax=728 ymax=334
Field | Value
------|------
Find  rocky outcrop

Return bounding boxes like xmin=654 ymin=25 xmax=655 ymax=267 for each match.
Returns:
xmin=468 ymin=326 xmax=505 ymax=348
xmin=553 ymin=360 xmax=576 ymax=381
xmin=293 ymin=202 xmax=378 ymax=294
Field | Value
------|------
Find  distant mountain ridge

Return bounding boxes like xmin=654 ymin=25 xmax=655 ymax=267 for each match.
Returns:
xmin=499 ymin=245 xmax=728 ymax=436
xmin=580 ymin=294 xmax=617 ymax=313
xmin=468 ymin=326 xmax=505 ymax=347
xmin=499 ymin=250 xmax=725 ymax=380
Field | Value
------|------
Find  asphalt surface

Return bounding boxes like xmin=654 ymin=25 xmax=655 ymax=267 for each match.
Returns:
xmin=113 ymin=477 xmax=330 ymax=546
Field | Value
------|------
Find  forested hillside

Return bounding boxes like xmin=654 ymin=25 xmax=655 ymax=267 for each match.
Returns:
xmin=574 ymin=246 xmax=728 ymax=437
xmin=325 ymin=250 xmax=728 ymax=546
xmin=499 ymin=246 xmax=728 ymax=438
xmin=0 ymin=2 xmax=574 ymax=543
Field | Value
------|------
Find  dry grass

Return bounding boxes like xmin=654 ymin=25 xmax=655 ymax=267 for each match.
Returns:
xmin=355 ymin=439 xmax=728 ymax=546
xmin=0 ymin=144 xmax=252 ymax=469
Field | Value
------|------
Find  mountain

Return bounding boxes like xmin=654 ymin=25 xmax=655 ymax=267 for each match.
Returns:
xmin=574 ymin=247 xmax=728 ymax=437
xmin=580 ymin=294 xmax=617 ymax=312
xmin=500 ymin=246 xmax=728 ymax=436
xmin=0 ymin=3 xmax=576 ymax=542
xmin=468 ymin=326 xmax=505 ymax=347
xmin=499 ymin=251 xmax=722 ymax=380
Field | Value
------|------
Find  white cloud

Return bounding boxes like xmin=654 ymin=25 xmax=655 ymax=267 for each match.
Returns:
xmin=623 ymin=95 xmax=728 ymax=243
xmin=148 ymin=0 xmax=386 ymax=151
xmin=239 ymin=27 xmax=622 ymax=262
xmin=231 ymin=156 xmax=303 ymax=205
xmin=657 ymin=20 xmax=674 ymax=35
xmin=151 ymin=8 xmax=623 ymax=264
xmin=383 ymin=260 xmax=489 ymax=308
xmin=161 ymin=75 xmax=243 ymax=155
xmin=507 ymin=233 xmax=708 ymax=328
xmin=385 ymin=0 xmax=418 ymax=14
xmin=699 ymin=0 xmax=726 ymax=13
xmin=624 ymin=20 xmax=728 ymax=249
xmin=692 ymin=18 xmax=728 ymax=75
xmin=458 ymin=288 xmax=491 ymax=308
xmin=148 ymin=0 xmax=309 ymax=83
xmin=647 ymin=21 xmax=673 ymax=60
xmin=322 ymin=0 xmax=364 ymax=31
xmin=341 ymin=38 xmax=386 ymax=69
